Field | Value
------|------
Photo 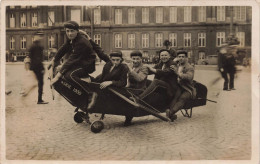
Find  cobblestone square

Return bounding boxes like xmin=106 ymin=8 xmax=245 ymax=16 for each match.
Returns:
xmin=5 ymin=64 xmax=252 ymax=161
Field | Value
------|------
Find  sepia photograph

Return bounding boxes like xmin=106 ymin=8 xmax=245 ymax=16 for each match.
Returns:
xmin=1 ymin=0 xmax=259 ymax=163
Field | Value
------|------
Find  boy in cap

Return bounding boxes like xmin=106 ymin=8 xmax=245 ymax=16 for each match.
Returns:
xmin=50 ymin=21 xmax=109 ymax=110
xmin=95 ymin=51 xmax=129 ymax=88
xmin=29 ymin=31 xmax=48 ymax=104
xmin=138 ymin=49 xmax=178 ymax=100
xmin=87 ymin=51 xmax=129 ymax=111
xmin=127 ymin=50 xmax=149 ymax=91
xmin=166 ymin=50 xmax=196 ymax=121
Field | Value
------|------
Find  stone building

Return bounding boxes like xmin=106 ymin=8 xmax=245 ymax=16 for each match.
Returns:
xmin=6 ymin=6 xmax=251 ymax=63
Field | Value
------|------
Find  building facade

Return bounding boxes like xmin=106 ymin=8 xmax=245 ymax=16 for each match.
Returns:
xmin=6 ymin=6 xmax=251 ymax=63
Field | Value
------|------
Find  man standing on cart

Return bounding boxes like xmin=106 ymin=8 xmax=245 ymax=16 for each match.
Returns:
xmin=50 ymin=21 xmax=110 ymax=110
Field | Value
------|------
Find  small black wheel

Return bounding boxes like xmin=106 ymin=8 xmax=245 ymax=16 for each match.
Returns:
xmin=90 ymin=120 xmax=105 ymax=133
xmin=74 ymin=112 xmax=84 ymax=123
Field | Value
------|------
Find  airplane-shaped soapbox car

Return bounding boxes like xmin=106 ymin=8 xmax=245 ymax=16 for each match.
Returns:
xmin=48 ymin=65 xmax=213 ymax=133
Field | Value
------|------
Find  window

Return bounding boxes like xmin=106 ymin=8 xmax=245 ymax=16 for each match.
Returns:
xmin=10 ymin=37 xmax=15 ymax=50
xmin=48 ymin=11 xmax=55 ymax=26
xmin=115 ymin=34 xmax=122 ymax=48
xmin=184 ymin=33 xmax=191 ymax=47
xmin=198 ymin=6 xmax=206 ymax=22
xmin=128 ymin=34 xmax=135 ymax=48
xmin=217 ymin=6 xmax=225 ymax=21
xmin=142 ymin=33 xmax=149 ymax=48
xmin=236 ymin=32 xmax=245 ymax=47
xmin=216 ymin=32 xmax=225 ymax=47
xmin=21 ymin=36 xmax=26 ymax=49
xmin=128 ymin=8 xmax=135 ymax=24
xmin=156 ymin=7 xmax=163 ymax=23
xmin=115 ymin=9 xmax=122 ymax=24
xmin=31 ymin=6 xmax=37 ymax=8
xmin=94 ymin=34 xmax=101 ymax=46
xmin=21 ymin=13 xmax=26 ymax=27
xmin=143 ymin=51 xmax=149 ymax=58
xmin=142 ymin=8 xmax=149 ymax=24
xmin=155 ymin=33 xmax=163 ymax=47
xmin=234 ymin=6 xmax=246 ymax=21
xmin=169 ymin=7 xmax=177 ymax=23
xmin=184 ymin=7 xmax=192 ymax=22
xmin=199 ymin=52 xmax=206 ymax=59
xmin=169 ymin=33 xmax=177 ymax=47
xmin=10 ymin=6 xmax=15 ymax=9
xmin=188 ymin=51 xmax=192 ymax=58
xmin=94 ymin=8 xmax=101 ymax=24
xmin=71 ymin=9 xmax=81 ymax=24
xmin=32 ymin=12 xmax=38 ymax=27
xmin=198 ymin=33 xmax=206 ymax=47
xmin=10 ymin=13 xmax=15 ymax=28
xmin=48 ymin=35 xmax=55 ymax=48
xmin=21 ymin=6 xmax=26 ymax=9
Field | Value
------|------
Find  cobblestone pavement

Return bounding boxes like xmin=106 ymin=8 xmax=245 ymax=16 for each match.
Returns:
xmin=5 ymin=64 xmax=251 ymax=160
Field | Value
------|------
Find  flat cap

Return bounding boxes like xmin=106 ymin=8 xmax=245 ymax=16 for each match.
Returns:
xmin=176 ymin=50 xmax=188 ymax=57
xmin=159 ymin=49 xmax=171 ymax=55
xmin=64 ymin=21 xmax=79 ymax=30
xmin=110 ymin=51 xmax=123 ymax=58
xmin=130 ymin=50 xmax=142 ymax=57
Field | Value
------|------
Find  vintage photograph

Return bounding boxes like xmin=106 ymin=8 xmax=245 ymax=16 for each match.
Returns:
xmin=2 ymin=1 xmax=259 ymax=163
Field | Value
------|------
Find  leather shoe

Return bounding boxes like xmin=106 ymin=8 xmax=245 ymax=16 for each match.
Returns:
xmin=166 ymin=109 xmax=177 ymax=122
xmin=37 ymin=100 xmax=49 ymax=104
xmin=223 ymin=88 xmax=231 ymax=91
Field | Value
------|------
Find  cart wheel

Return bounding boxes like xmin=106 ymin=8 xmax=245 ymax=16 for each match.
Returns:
xmin=90 ymin=120 xmax=104 ymax=133
xmin=74 ymin=112 xmax=84 ymax=123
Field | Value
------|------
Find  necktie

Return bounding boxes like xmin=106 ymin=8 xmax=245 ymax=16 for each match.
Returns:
xmin=110 ymin=65 xmax=115 ymax=72
xmin=162 ymin=64 xmax=166 ymax=70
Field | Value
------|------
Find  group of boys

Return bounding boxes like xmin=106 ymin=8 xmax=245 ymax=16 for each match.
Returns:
xmin=42 ymin=21 xmax=196 ymax=124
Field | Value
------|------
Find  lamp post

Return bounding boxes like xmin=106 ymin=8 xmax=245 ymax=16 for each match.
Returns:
xmin=230 ymin=6 xmax=234 ymax=35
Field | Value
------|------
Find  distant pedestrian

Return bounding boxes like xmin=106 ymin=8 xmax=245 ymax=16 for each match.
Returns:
xmin=24 ymin=55 xmax=31 ymax=70
xmin=218 ymin=44 xmax=237 ymax=91
xmin=29 ymin=31 xmax=48 ymax=104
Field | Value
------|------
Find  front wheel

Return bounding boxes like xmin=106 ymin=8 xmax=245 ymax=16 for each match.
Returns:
xmin=74 ymin=112 xmax=84 ymax=123
xmin=90 ymin=120 xmax=105 ymax=133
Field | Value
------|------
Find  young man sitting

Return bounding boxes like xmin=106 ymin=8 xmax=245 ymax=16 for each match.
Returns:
xmin=126 ymin=50 xmax=149 ymax=93
xmin=87 ymin=51 xmax=129 ymax=109
xmin=166 ymin=50 xmax=196 ymax=121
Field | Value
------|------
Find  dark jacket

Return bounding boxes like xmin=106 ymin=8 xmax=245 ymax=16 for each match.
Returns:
xmin=96 ymin=61 xmax=129 ymax=87
xmin=218 ymin=52 xmax=236 ymax=69
xmin=128 ymin=64 xmax=149 ymax=90
xmin=153 ymin=60 xmax=178 ymax=95
xmin=29 ymin=41 xmax=44 ymax=71
xmin=54 ymin=33 xmax=97 ymax=75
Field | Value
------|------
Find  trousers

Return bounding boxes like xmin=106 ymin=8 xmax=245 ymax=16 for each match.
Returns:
xmin=169 ymin=88 xmax=191 ymax=114
xmin=64 ymin=66 xmax=92 ymax=94
xmin=139 ymin=79 xmax=172 ymax=99
xmin=32 ymin=67 xmax=44 ymax=101
xmin=221 ymin=66 xmax=235 ymax=90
